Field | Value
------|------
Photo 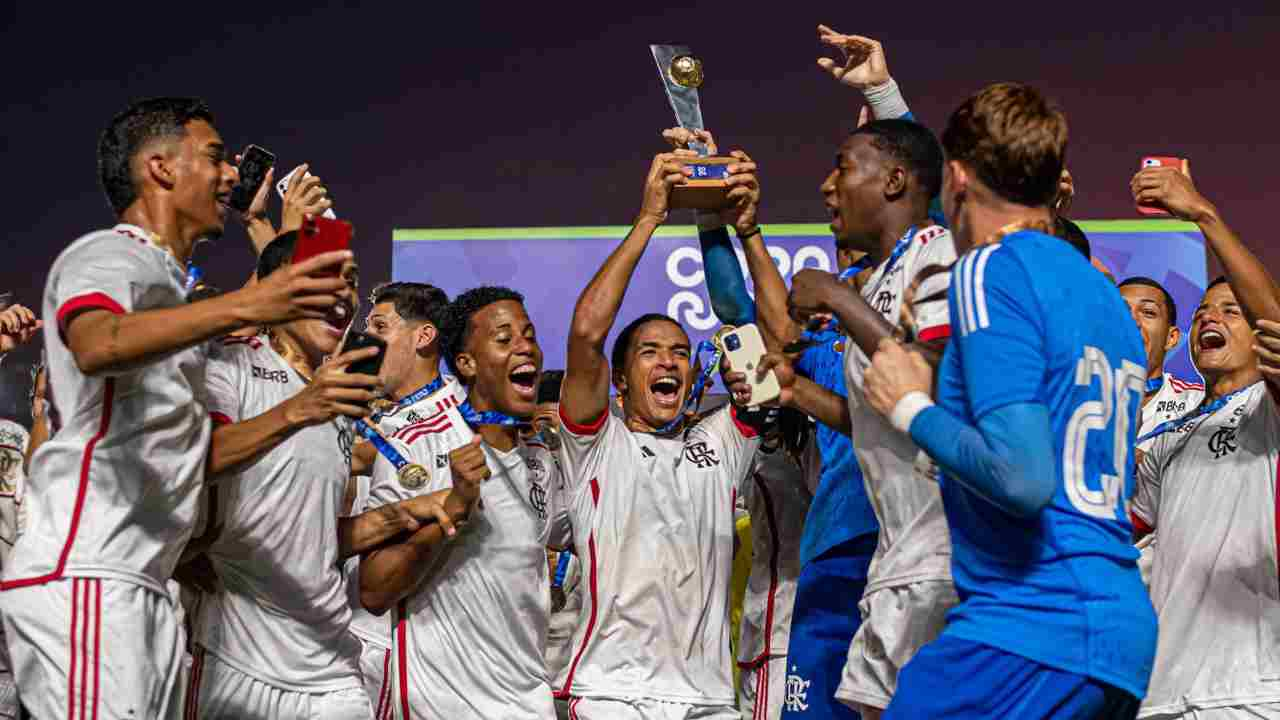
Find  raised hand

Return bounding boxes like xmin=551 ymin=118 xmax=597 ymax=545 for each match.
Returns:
xmin=0 ymin=304 xmax=41 ymax=354
xmin=757 ymin=353 xmax=798 ymax=408
xmin=816 ymin=25 xmax=890 ymax=90
xmin=280 ymin=164 xmax=334 ymax=234
xmin=864 ymin=337 xmax=933 ymax=417
xmin=281 ymin=346 xmax=382 ymax=426
xmin=1130 ymin=162 xmax=1214 ymax=223
xmin=238 ymin=250 xmax=352 ymax=325
xmin=1255 ymin=318 xmax=1280 ymax=383
xmin=637 ymin=152 xmax=694 ymax=226
xmin=662 ymin=127 xmax=719 ymax=155
xmin=448 ymin=436 xmax=490 ymax=506
xmin=723 ymin=150 xmax=761 ymax=235
xmin=234 ymin=152 xmax=276 ymax=227
xmin=787 ymin=269 xmax=841 ymax=325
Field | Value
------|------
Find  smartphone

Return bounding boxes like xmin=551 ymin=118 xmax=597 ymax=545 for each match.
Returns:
xmin=721 ymin=323 xmax=781 ymax=407
xmin=340 ymin=331 xmax=386 ymax=377
xmin=276 ymin=166 xmax=338 ymax=219
xmin=291 ymin=216 xmax=353 ymax=275
xmin=228 ymin=144 xmax=276 ymax=213
xmin=1136 ymin=156 xmax=1189 ymax=217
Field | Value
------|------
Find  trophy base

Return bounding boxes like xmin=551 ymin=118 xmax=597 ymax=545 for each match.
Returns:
xmin=670 ymin=156 xmax=735 ymax=211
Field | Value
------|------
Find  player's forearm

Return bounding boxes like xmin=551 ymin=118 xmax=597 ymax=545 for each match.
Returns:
xmin=823 ymin=284 xmax=895 ymax=358
xmin=697 ymin=223 xmax=755 ymax=327
xmin=66 ymin=292 xmax=254 ymax=376
xmin=739 ymin=231 xmax=799 ymax=349
xmin=207 ymin=403 xmax=300 ymax=477
xmin=357 ymin=489 xmax=476 ymax=612
xmin=338 ymin=504 xmax=411 ymax=562
xmin=1197 ymin=208 xmax=1280 ymax=326
xmin=24 ymin=413 xmax=49 ymax=474
xmin=787 ymin=376 xmax=852 ymax=436
xmin=903 ymin=398 xmax=1055 ymax=518
xmin=244 ymin=217 xmax=278 ymax=256
xmin=570 ymin=217 xmax=661 ymax=347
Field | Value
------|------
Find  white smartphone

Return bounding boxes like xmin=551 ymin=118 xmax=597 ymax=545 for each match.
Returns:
xmin=721 ymin=323 xmax=780 ymax=407
xmin=276 ymin=166 xmax=337 ymax=219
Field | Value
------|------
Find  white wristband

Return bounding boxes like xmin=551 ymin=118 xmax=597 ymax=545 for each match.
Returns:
xmin=889 ymin=391 xmax=934 ymax=434
xmin=862 ymin=77 xmax=910 ymax=121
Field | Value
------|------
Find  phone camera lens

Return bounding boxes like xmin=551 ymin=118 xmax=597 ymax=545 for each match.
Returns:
xmin=725 ymin=335 xmax=741 ymax=352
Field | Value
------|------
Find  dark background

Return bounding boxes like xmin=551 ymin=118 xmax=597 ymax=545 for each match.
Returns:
xmin=2 ymin=1 xmax=1278 ymax=422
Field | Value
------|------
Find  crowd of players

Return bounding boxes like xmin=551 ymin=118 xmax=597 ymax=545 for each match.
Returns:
xmin=0 ymin=26 xmax=1275 ymax=720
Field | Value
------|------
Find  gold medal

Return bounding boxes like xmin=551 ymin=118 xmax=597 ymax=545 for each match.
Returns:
xmin=668 ymin=54 xmax=704 ymax=89
xmin=398 ymin=463 xmax=430 ymax=490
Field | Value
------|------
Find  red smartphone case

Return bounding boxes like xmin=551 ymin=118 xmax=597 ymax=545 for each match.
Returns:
xmin=1136 ymin=156 xmax=1188 ymax=217
xmin=291 ymin=217 xmax=353 ymax=273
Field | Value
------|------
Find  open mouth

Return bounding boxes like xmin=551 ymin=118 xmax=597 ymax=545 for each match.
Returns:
xmin=650 ymin=376 xmax=682 ymax=409
xmin=324 ymin=299 xmax=354 ymax=336
xmin=509 ymin=362 xmax=538 ymax=399
xmin=215 ymin=192 xmax=232 ymax=216
xmin=1198 ymin=328 xmax=1227 ymax=351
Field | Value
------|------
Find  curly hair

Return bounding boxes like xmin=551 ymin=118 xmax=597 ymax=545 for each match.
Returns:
xmin=437 ymin=286 xmax=525 ymax=376
xmin=942 ymin=82 xmax=1067 ymax=208
xmin=98 ymin=97 xmax=215 ymax=216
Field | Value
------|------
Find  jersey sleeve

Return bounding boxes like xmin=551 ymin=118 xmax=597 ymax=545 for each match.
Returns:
xmin=910 ymin=229 xmax=957 ymax=343
xmin=1129 ymin=443 xmax=1161 ymax=534
xmin=52 ymin=235 xmax=163 ymax=335
xmin=555 ymin=406 xmax=622 ymax=497
xmin=696 ymin=405 xmax=762 ymax=495
xmin=949 ymin=245 xmax=1046 ymax=419
xmin=203 ymin=344 xmax=247 ymax=425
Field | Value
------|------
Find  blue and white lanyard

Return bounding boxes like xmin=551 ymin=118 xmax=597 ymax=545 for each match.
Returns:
xmin=455 ymin=399 xmax=521 ymax=427
xmin=1145 ymin=376 xmax=1163 ymax=396
xmin=353 ymin=420 xmax=413 ymax=471
xmin=864 ymin=225 xmax=917 ymax=299
xmin=552 ymin=550 xmax=573 ymax=589
xmin=1135 ymin=386 xmax=1249 ymax=446
xmin=184 ymin=262 xmax=203 ymax=293
xmin=370 ymin=376 xmax=447 ymax=424
xmin=658 ymin=338 xmax=723 ymax=434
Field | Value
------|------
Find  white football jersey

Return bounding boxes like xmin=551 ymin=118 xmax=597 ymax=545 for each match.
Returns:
xmin=1132 ymin=381 xmax=1280 ymax=715
xmin=346 ymin=375 xmax=464 ymax=651
xmin=554 ymin=404 xmax=760 ymax=705
xmin=194 ymin=337 xmax=363 ymax=691
xmin=0 ymin=419 xmax=29 ymax=570
xmin=5 ymin=224 xmax=209 ymax=597
xmin=368 ymin=408 xmax=568 ymax=720
xmin=1137 ymin=373 xmax=1205 ymax=452
xmin=737 ymin=436 xmax=817 ymax=667
xmin=844 ymin=225 xmax=956 ymax=593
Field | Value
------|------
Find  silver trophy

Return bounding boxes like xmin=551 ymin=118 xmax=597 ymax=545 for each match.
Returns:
xmin=651 ymin=44 xmax=732 ymax=210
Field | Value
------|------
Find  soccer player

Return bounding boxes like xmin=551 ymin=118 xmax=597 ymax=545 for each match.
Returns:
xmin=1129 ymin=166 xmax=1280 ymax=719
xmin=345 ymin=280 xmax=456 ymax=711
xmin=0 ymin=97 xmax=351 ymax=719
xmin=776 ymin=117 xmax=957 ymax=718
xmin=554 ymin=152 xmax=762 ymax=720
xmin=862 ymin=82 xmax=1156 ymax=718
xmin=1117 ymin=277 xmax=1204 ymax=450
xmin=360 ymin=286 xmax=569 ymax=720
xmin=737 ymin=411 xmax=818 ymax=720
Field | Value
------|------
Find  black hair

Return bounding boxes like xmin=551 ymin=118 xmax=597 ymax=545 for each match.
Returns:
xmin=438 ymin=286 xmax=524 ymax=376
xmin=1207 ymin=275 xmax=1229 ymax=291
xmin=537 ymin=370 xmax=565 ymax=405
xmin=369 ymin=282 xmax=449 ymax=327
xmin=1053 ymin=216 xmax=1091 ymax=260
xmin=1119 ymin=276 xmax=1178 ymax=326
xmin=98 ymin=97 xmax=215 ymax=216
xmin=610 ymin=313 xmax=686 ymax=372
xmin=256 ymin=231 xmax=297 ymax=281
xmin=849 ymin=119 xmax=944 ymax=202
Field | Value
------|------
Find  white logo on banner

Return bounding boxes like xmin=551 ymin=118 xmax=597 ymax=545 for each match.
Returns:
xmin=665 ymin=244 xmax=831 ymax=330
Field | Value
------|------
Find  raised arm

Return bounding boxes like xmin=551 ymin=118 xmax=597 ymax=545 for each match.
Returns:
xmin=64 ymin=250 xmax=351 ymax=377
xmin=561 ymin=153 xmax=691 ymax=426
xmin=816 ymin=26 xmax=912 ymax=122
xmin=1132 ymin=166 xmax=1280 ymax=326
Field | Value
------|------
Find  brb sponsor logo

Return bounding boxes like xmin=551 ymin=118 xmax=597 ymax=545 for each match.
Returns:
xmin=664 ymin=242 xmax=833 ymax=331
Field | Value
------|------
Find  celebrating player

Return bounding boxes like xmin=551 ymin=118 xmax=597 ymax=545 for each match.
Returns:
xmin=862 ymin=82 xmax=1156 ymax=718
xmin=553 ymin=151 xmax=763 ymax=720
xmin=360 ymin=286 xmax=569 ymax=720
xmin=1129 ymin=165 xmax=1280 ymax=719
xmin=0 ymin=97 xmax=351 ymax=719
xmin=1118 ymin=277 xmax=1204 ymax=450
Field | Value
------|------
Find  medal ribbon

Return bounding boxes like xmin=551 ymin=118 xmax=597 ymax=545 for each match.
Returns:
xmin=184 ymin=262 xmax=203 ymax=293
xmin=864 ymin=225 xmax=917 ymax=299
xmin=1135 ymin=385 xmax=1250 ymax=446
xmin=1146 ymin=376 xmax=1164 ymax=395
xmin=370 ymin=375 xmax=447 ymax=424
xmin=353 ymin=420 xmax=413 ymax=471
xmin=456 ymin=399 xmax=522 ymax=428
xmin=658 ymin=337 xmax=724 ymax=434
xmin=552 ymin=550 xmax=573 ymax=589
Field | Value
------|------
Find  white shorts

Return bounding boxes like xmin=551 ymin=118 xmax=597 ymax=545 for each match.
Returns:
xmin=738 ymin=656 xmax=786 ymax=720
xmin=834 ymin=579 xmax=958 ymax=712
xmin=1 ymin=577 xmax=185 ymax=720
xmin=186 ymin=647 xmax=373 ymax=720
xmin=566 ymin=697 xmax=741 ymax=720
xmin=1143 ymin=703 xmax=1280 ymax=719
xmin=357 ymin=638 xmax=393 ymax=720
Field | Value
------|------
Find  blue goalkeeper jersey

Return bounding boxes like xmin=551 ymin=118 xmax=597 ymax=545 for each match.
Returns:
xmin=933 ymin=230 xmax=1157 ymax=699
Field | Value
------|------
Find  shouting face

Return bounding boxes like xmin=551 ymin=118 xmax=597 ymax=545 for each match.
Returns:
xmin=616 ymin=318 xmax=692 ymax=432
xmin=1190 ymin=282 xmax=1254 ymax=380
xmin=821 ymin=134 xmax=890 ymax=252
xmin=457 ymin=300 xmax=543 ymax=418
